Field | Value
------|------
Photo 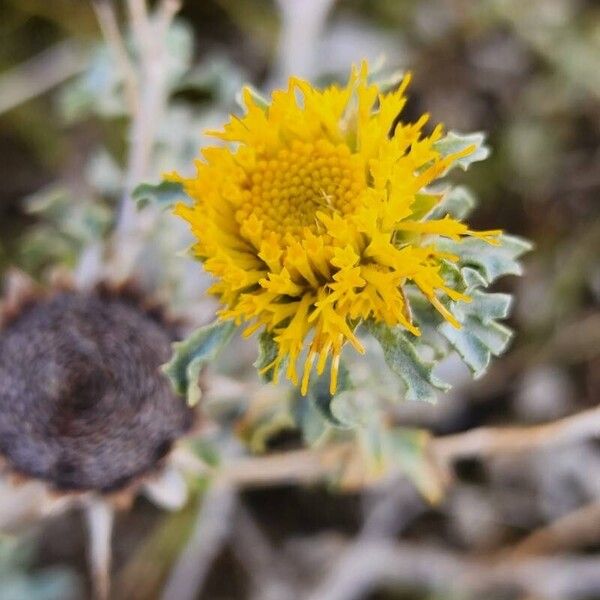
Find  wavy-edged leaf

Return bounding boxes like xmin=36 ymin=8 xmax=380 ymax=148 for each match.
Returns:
xmin=368 ymin=64 xmax=408 ymax=94
xmin=306 ymin=360 xmax=352 ymax=426
xmin=437 ymin=266 xmax=516 ymax=376
xmin=429 ymin=185 xmax=476 ymax=220
xmin=382 ymin=427 xmax=445 ymax=504
xmin=437 ymin=234 xmax=533 ymax=284
xmin=434 ymin=130 xmax=490 ymax=171
xmin=439 ymin=321 xmax=493 ymax=377
xmin=365 ymin=321 xmax=450 ymax=403
xmin=294 ymin=393 xmax=331 ymax=445
xmin=460 ymin=289 xmax=512 ymax=324
xmin=133 ymin=181 xmax=186 ymax=210
xmin=162 ymin=320 xmax=236 ymax=406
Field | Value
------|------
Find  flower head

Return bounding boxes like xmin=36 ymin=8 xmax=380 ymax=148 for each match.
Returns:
xmin=172 ymin=63 xmax=500 ymax=396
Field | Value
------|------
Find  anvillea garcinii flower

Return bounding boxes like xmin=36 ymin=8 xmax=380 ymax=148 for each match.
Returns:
xmin=172 ymin=62 xmax=501 ymax=396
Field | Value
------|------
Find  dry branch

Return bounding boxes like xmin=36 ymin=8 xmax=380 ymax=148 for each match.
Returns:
xmin=507 ymin=501 xmax=600 ymax=559
xmin=0 ymin=42 xmax=87 ymax=115
xmin=303 ymin=538 xmax=600 ymax=600
xmin=173 ymin=403 xmax=600 ymax=492
xmin=432 ymin=404 xmax=600 ymax=465
xmin=91 ymin=0 xmax=138 ymax=112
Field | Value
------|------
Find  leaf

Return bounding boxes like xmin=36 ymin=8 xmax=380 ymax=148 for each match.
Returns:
xmin=330 ymin=388 xmax=380 ymax=428
xmin=460 ymin=266 xmax=489 ymax=290
xmin=58 ymin=45 xmax=127 ymax=122
xmin=434 ymin=131 xmax=490 ymax=171
xmin=365 ymin=321 xmax=450 ymax=403
xmin=439 ymin=321 xmax=494 ymax=377
xmin=465 ymin=317 xmax=513 ymax=355
xmin=162 ymin=321 xmax=237 ymax=406
xmin=438 ymin=270 xmax=515 ymax=377
xmin=383 ymin=428 xmax=445 ymax=504
xmin=133 ymin=181 xmax=186 ymax=210
xmin=253 ymin=331 xmax=280 ymax=383
xmin=429 ymin=185 xmax=476 ymax=220
xmin=368 ymin=66 xmax=408 ymax=94
xmin=306 ymin=360 xmax=352 ymax=426
xmin=85 ymin=150 xmax=123 ymax=196
xmin=460 ymin=288 xmax=512 ymax=324
xmin=436 ymin=234 xmax=533 ymax=284
xmin=294 ymin=394 xmax=331 ymax=445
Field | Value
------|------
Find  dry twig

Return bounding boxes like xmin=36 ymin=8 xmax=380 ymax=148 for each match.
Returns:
xmin=432 ymin=403 xmax=600 ymax=465
xmin=174 ymin=403 xmax=600 ymax=492
xmin=299 ymin=537 xmax=600 ymax=600
xmin=85 ymin=497 xmax=115 ymax=600
xmin=0 ymin=42 xmax=87 ymax=115
xmin=91 ymin=0 xmax=138 ymax=112
xmin=508 ymin=501 xmax=600 ymax=559
xmin=161 ymin=485 xmax=237 ymax=600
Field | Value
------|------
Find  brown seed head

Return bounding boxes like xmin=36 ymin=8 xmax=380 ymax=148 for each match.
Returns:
xmin=0 ymin=284 xmax=194 ymax=493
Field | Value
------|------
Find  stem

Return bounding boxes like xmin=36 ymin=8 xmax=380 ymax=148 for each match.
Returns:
xmin=273 ymin=0 xmax=337 ymax=85
xmin=113 ymin=0 xmax=181 ymax=280
xmin=91 ymin=0 xmax=138 ymax=113
xmin=85 ymin=497 xmax=115 ymax=600
xmin=176 ymin=403 xmax=600 ymax=491
xmin=161 ymin=485 xmax=237 ymax=600
xmin=88 ymin=0 xmax=181 ymax=281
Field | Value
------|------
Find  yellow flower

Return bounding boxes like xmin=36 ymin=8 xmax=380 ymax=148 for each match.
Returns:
xmin=171 ymin=62 xmax=500 ymax=396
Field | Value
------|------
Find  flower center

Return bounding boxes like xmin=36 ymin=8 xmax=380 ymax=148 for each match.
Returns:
xmin=236 ymin=139 xmax=364 ymax=241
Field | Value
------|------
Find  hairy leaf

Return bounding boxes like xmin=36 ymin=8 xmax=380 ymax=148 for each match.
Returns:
xmin=133 ymin=181 xmax=186 ymax=210
xmin=306 ymin=360 xmax=352 ymax=426
xmin=365 ymin=321 xmax=450 ymax=403
xmin=437 ymin=265 xmax=517 ymax=377
xmin=162 ymin=321 xmax=237 ymax=406
xmin=437 ymin=234 xmax=533 ymax=284
xmin=429 ymin=185 xmax=476 ymax=220
xmin=434 ymin=131 xmax=490 ymax=171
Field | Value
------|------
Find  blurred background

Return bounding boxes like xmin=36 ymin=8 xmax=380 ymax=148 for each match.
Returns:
xmin=0 ymin=0 xmax=599 ymax=599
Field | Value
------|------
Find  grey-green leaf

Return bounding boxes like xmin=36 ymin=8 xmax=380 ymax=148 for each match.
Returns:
xmin=437 ymin=268 xmax=515 ymax=377
xmin=459 ymin=290 xmax=512 ymax=324
xmin=162 ymin=321 xmax=237 ymax=406
xmin=437 ymin=234 xmax=533 ymax=284
xmin=429 ymin=185 xmax=476 ymax=220
xmin=366 ymin=321 xmax=450 ymax=403
xmin=434 ymin=131 xmax=490 ymax=171
xmin=439 ymin=322 xmax=492 ymax=377
xmin=368 ymin=67 xmax=407 ymax=94
xmin=133 ymin=181 xmax=186 ymax=210
xmin=306 ymin=360 xmax=352 ymax=427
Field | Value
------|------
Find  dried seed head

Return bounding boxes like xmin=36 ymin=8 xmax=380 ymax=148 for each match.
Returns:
xmin=0 ymin=284 xmax=194 ymax=493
